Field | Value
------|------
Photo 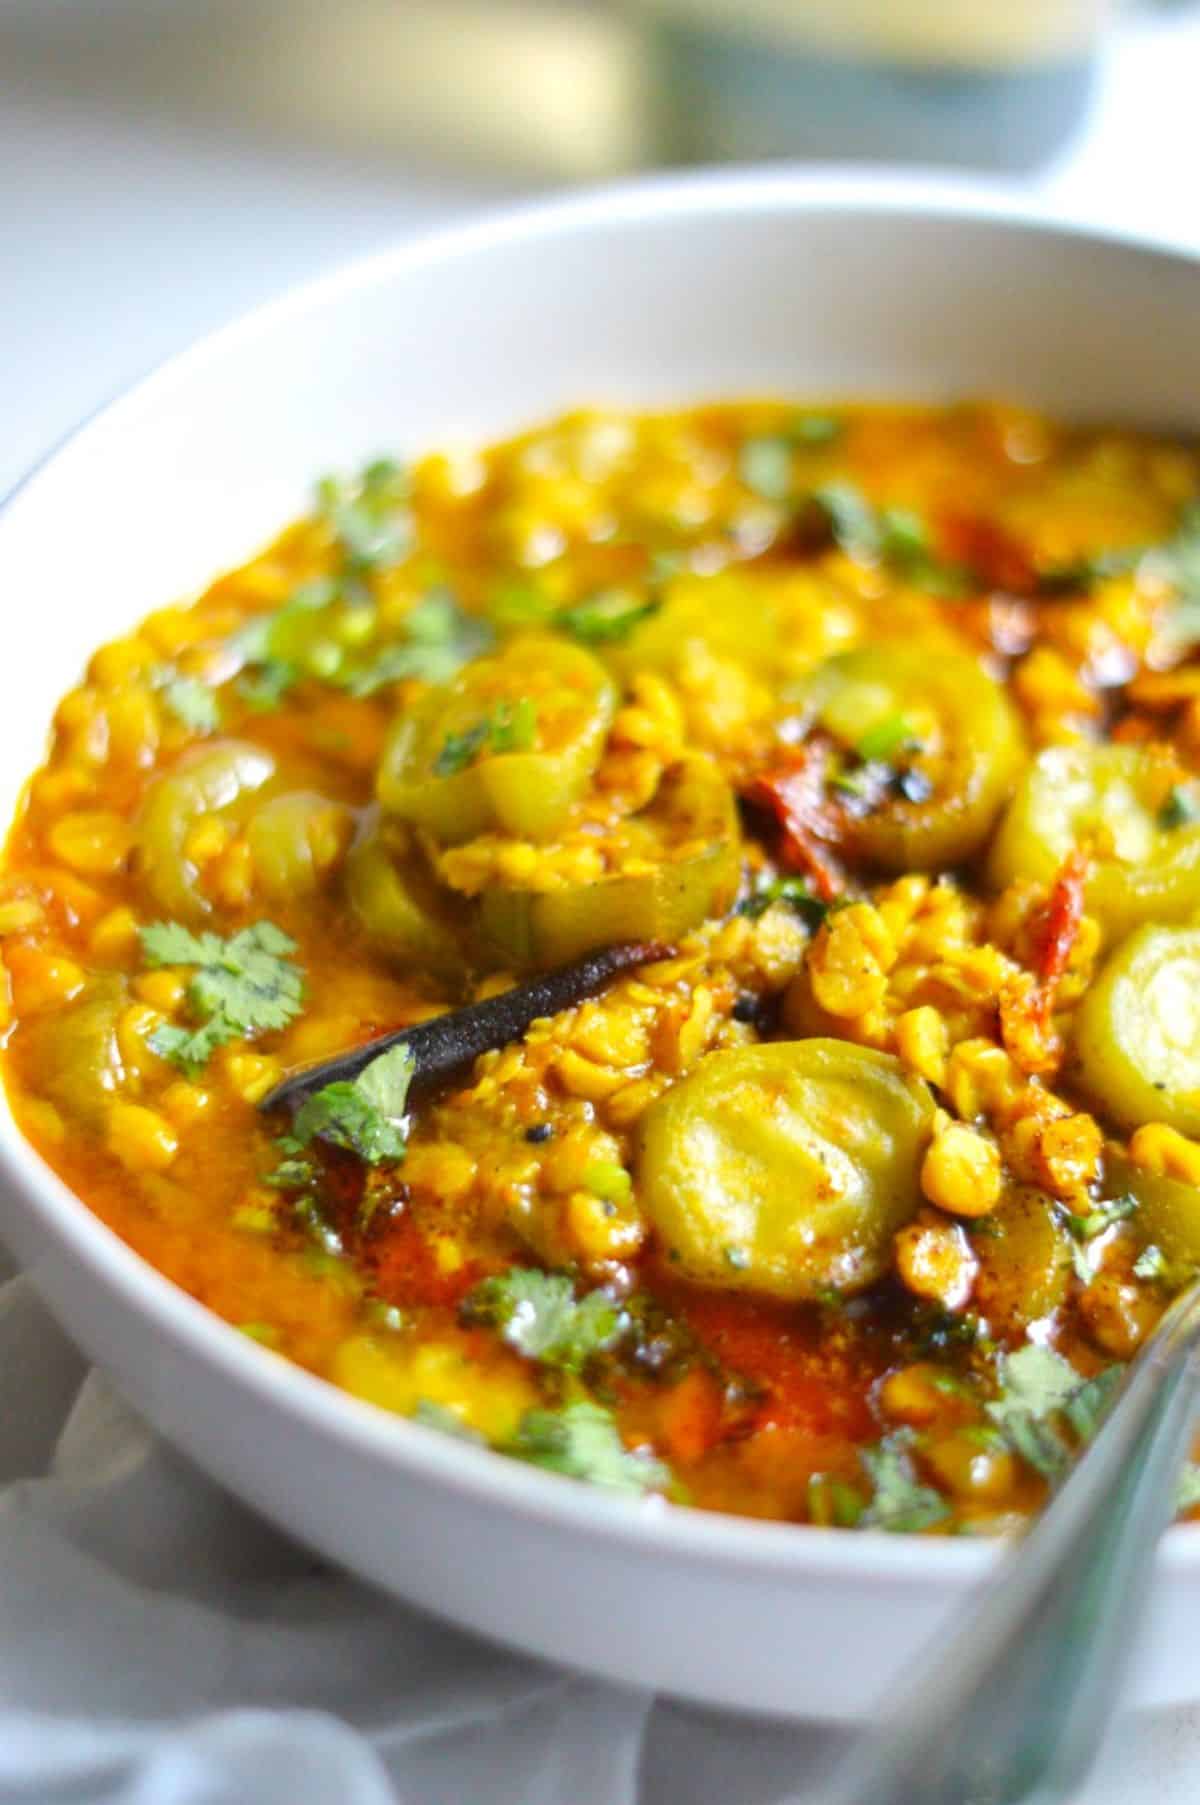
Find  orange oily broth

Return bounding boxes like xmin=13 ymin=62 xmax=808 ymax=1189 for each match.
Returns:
xmin=3 ymin=400 xmax=1200 ymax=1531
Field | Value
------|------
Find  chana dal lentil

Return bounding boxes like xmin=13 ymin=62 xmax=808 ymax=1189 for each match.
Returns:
xmin=8 ymin=400 xmax=1200 ymax=1532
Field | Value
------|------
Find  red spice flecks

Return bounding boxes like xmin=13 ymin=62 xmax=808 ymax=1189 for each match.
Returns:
xmin=741 ymin=745 xmax=845 ymax=902
xmin=368 ymin=1213 xmax=484 ymax=1310
xmin=1031 ymin=846 xmax=1089 ymax=1002
xmin=939 ymin=512 xmax=1038 ymax=596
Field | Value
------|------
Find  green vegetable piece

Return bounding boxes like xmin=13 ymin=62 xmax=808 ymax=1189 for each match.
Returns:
xmin=479 ymin=754 xmax=740 ymax=969
xmin=859 ymin=1432 xmax=948 ymax=1533
xmin=556 ymin=588 xmax=659 ymax=645
xmin=17 ymin=975 xmax=127 ymax=1131
xmin=991 ymin=745 xmax=1200 ymax=944
xmin=1075 ymin=923 xmax=1200 ymax=1135
xmin=1106 ymin=1152 xmax=1200 ymax=1273
xmin=803 ymin=645 xmax=1026 ymax=871
xmin=411 ymin=1398 xmax=486 ymax=1443
xmin=143 ymin=919 xmax=305 ymax=1076
xmin=463 ymin=1268 xmax=625 ymax=1371
xmin=289 ymin=1042 xmax=414 ymax=1166
xmin=972 ymin=1186 xmax=1074 ymax=1332
xmin=138 ymin=739 xmax=277 ymax=920
xmin=507 ymin=1400 xmax=669 ymax=1495
xmin=637 ymin=1040 xmax=935 ymax=1300
xmin=345 ymin=812 xmax=469 ymax=980
xmin=379 ymin=635 xmax=616 ymax=845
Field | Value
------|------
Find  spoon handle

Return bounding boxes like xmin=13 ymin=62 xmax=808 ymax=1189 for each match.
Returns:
xmin=814 ymin=1282 xmax=1200 ymax=1805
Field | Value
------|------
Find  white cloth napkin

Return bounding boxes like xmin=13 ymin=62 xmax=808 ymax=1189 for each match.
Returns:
xmin=4 ymin=1247 xmax=1200 ymax=1805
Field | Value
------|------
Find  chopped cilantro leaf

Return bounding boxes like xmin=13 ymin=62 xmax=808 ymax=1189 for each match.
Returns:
xmin=723 ymin=1244 xmax=750 ymax=1271
xmin=1160 ymin=784 xmax=1200 ymax=830
xmin=736 ymin=874 xmax=830 ymax=930
xmin=289 ymin=1043 xmax=414 ymax=1167
xmin=809 ymin=481 xmax=880 ymax=558
xmin=507 ymin=1400 xmax=669 ymax=1495
xmin=141 ymin=921 xmax=304 ymax=1076
xmin=463 ymin=1268 xmax=626 ymax=1371
xmin=157 ymin=674 xmax=220 ymax=734
xmin=1064 ymin=1193 xmax=1138 ymax=1245
xmin=1134 ymin=1243 xmax=1170 ymax=1282
xmin=859 ymin=1432 xmax=948 ymax=1532
xmin=237 ymin=660 xmax=299 ymax=711
xmin=738 ymin=436 xmax=794 ymax=504
xmin=986 ymin=1343 xmax=1120 ymax=1480
xmin=556 ymin=588 xmax=659 ymax=643
xmin=316 ymin=458 xmax=410 ymax=572
xmin=434 ymin=720 xmax=491 ymax=777
xmin=435 ymin=698 xmax=538 ymax=774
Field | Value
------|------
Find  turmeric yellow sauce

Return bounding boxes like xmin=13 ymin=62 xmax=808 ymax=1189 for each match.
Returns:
xmin=6 ymin=400 xmax=1200 ymax=1532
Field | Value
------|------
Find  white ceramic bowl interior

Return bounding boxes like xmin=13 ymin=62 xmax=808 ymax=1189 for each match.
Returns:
xmin=2 ymin=173 xmax=1199 ymax=1722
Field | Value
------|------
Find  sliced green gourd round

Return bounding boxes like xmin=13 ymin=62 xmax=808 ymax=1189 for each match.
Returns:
xmin=989 ymin=745 xmax=1200 ymax=942
xmin=138 ymin=739 xmax=276 ymax=919
xmin=478 ymin=754 xmax=740 ymax=970
xmin=377 ymin=635 xmax=616 ymax=845
xmin=637 ymin=1039 xmax=935 ymax=1300
xmin=345 ymin=811 xmax=470 ymax=981
xmin=971 ymin=1185 xmax=1074 ymax=1332
xmin=800 ymin=643 xmax=1026 ymax=871
xmin=1075 ymin=923 xmax=1200 ymax=1135
xmin=1106 ymin=1152 xmax=1200 ymax=1271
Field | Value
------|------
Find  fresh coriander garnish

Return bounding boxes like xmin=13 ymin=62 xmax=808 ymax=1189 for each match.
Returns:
xmin=316 ymin=456 xmax=410 ymax=573
xmin=341 ymin=592 xmax=492 ymax=698
xmin=859 ymin=1431 xmax=948 ymax=1532
xmin=433 ymin=720 xmax=492 ymax=777
xmin=507 ymin=1400 xmax=669 ymax=1495
xmin=156 ymin=673 xmax=221 ymax=734
xmin=1063 ymin=1192 xmax=1138 ymax=1246
xmin=434 ymin=699 xmax=538 ymax=774
xmin=1159 ymin=784 xmax=1200 ymax=830
xmin=462 ymin=1268 xmax=626 ymax=1372
xmin=141 ymin=921 xmax=304 ymax=1076
xmin=985 ymin=1344 xmax=1121 ymax=1480
xmin=808 ymin=481 xmax=881 ymax=558
xmin=738 ymin=436 xmax=794 ymax=504
xmin=736 ymin=874 xmax=830 ymax=930
xmin=285 ymin=1042 xmax=415 ymax=1167
xmin=723 ymin=1244 xmax=750 ymax=1271
xmin=1133 ymin=1244 xmax=1169 ymax=1282
xmin=556 ymin=588 xmax=659 ymax=643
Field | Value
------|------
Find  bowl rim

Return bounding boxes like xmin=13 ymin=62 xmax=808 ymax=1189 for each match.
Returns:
xmin=2 ymin=163 xmax=1198 ymax=1586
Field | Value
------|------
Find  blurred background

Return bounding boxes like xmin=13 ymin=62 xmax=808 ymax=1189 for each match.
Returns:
xmin=4 ymin=0 xmax=1200 ymax=497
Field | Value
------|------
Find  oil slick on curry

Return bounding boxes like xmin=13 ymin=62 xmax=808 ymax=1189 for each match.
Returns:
xmin=6 ymin=401 xmax=1200 ymax=1533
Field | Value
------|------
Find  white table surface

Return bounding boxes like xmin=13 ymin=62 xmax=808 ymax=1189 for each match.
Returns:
xmin=4 ymin=5 xmax=1200 ymax=1801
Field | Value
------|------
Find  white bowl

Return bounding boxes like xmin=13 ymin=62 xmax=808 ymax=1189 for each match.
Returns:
xmin=2 ymin=171 xmax=1199 ymax=1723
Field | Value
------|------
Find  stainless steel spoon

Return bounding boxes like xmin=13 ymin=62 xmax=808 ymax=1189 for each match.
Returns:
xmin=810 ymin=1278 xmax=1200 ymax=1805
